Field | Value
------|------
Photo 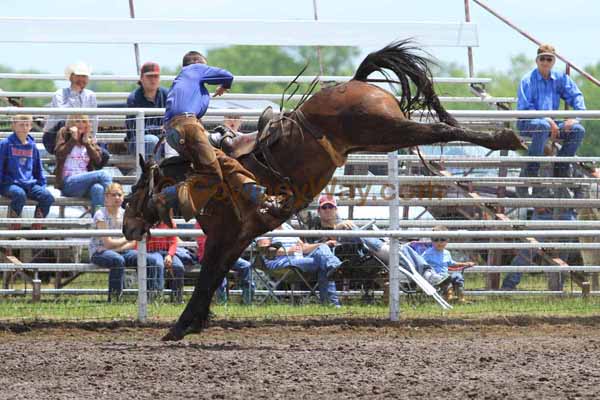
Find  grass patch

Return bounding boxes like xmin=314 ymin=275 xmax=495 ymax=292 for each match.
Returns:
xmin=1 ymin=294 xmax=599 ymax=323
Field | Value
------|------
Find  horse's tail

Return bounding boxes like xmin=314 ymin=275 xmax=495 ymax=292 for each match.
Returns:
xmin=353 ymin=40 xmax=459 ymax=128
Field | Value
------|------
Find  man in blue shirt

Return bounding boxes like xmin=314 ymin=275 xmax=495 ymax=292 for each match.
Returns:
xmin=152 ymin=51 xmax=279 ymax=222
xmin=0 ymin=115 xmax=55 ymax=228
xmin=126 ymin=61 xmax=169 ymax=160
xmin=517 ymin=44 xmax=586 ymax=195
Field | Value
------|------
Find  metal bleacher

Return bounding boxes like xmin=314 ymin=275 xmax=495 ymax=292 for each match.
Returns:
xmin=1 ymin=12 xmax=600 ymax=305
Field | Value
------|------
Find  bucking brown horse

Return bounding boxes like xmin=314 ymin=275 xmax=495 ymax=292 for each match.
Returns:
xmin=123 ymin=41 xmax=524 ymax=341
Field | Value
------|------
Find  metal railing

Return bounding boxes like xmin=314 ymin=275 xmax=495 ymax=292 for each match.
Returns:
xmin=1 ymin=106 xmax=600 ymax=320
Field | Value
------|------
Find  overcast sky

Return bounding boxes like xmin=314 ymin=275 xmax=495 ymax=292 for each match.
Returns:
xmin=1 ymin=0 xmax=598 ymax=77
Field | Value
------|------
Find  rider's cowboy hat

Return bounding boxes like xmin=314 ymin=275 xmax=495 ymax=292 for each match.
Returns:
xmin=64 ymin=62 xmax=92 ymax=80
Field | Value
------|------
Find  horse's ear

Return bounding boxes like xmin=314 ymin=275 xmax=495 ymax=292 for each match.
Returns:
xmin=138 ymin=154 xmax=146 ymax=172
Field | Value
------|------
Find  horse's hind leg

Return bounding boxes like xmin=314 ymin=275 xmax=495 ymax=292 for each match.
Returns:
xmin=345 ymin=112 xmax=525 ymax=152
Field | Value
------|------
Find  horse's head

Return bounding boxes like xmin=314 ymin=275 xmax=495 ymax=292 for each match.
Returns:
xmin=123 ymin=154 xmax=161 ymax=241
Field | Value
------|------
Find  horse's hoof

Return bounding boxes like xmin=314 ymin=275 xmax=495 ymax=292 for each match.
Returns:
xmin=185 ymin=318 xmax=210 ymax=335
xmin=161 ymin=327 xmax=184 ymax=342
xmin=499 ymin=128 xmax=527 ymax=151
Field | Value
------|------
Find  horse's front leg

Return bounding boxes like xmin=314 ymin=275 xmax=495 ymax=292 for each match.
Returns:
xmin=161 ymin=257 xmax=228 ymax=341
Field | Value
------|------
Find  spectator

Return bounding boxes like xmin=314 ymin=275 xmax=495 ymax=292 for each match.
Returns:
xmin=194 ymin=221 xmax=254 ymax=304
xmin=517 ymin=44 xmax=586 ymax=197
xmin=43 ymin=62 xmax=98 ymax=154
xmin=54 ymin=114 xmax=112 ymax=213
xmin=89 ymin=183 xmax=161 ymax=302
xmin=146 ymin=211 xmax=184 ymax=303
xmin=421 ymin=226 xmax=474 ymax=303
xmin=0 ymin=114 xmax=54 ymax=229
xmin=502 ymin=206 xmax=584 ymax=292
xmin=300 ymin=194 xmax=449 ymax=287
xmin=125 ymin=61 xmax=169 ymax=160
xmin=257 ymin=222 xmax=345 ymax=307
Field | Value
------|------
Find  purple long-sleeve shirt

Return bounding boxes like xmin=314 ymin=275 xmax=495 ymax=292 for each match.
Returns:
xmin=164 ymin=63 xmax=234 ymax=124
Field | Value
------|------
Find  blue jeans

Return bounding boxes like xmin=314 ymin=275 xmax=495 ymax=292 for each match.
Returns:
xmin=148 ymin=251 xmax=185 ymax=293
xmin=398 ymin=244 xmax=431 ymax=275
xmin=518 ymin=119 xmax=585 ymax=177
xmin=342 ymin=225 xmax=386 ymax=252
xmin=145 ymin=252 xmax=165 ymax=292
xmin=129 ymin=134 xmax=163 ymax=161
xmin=264 ymin=244 xmax=341 ymax=306
xmin=216 ymin=258 xmax=254 ymax=302
xmin=91 ymin=249 xmax=137 ymax=299
xmin=450 ymin=272 xmax=465 ymax=288
xmin=1 ymin=184 xmax=54 ymax=216
xmin=62 ymin=170 xmax=112 ymax=211
xmin=91 ymin=249 xmax=162 ymax=299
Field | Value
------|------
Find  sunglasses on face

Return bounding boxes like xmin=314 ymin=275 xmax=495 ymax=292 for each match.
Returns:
xmin=538 ymin=56 xmax=554 ymax=63
xmin=432 ymin=238 xmax=448 ymax=243
xmin=320 ymin=204 xmax=336 ymax=210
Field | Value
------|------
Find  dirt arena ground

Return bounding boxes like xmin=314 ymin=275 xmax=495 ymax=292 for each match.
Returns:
xmin=2 ymin=318 xmax=600 ymax=399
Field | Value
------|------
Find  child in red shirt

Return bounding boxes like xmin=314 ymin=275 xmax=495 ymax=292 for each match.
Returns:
xmin=146 ymin=219 xmax=185 ymax=302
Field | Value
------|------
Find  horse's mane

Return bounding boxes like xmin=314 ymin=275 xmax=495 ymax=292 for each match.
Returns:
xmin=353 ymin=39 xmax=459 ymax=128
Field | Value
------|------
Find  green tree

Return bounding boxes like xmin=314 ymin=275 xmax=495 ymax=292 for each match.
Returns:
xmin=0 ymin=65 xmax=56 ymax=107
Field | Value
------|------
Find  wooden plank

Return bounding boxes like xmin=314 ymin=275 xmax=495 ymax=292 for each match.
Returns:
xmin=0 ymin=18 xmax=479 ymax=47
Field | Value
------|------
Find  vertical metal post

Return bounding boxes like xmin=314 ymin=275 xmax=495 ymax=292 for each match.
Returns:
xmin=32 ymin=270 xmax=41 ymax=303
xmin=312 ymin=0 xmax=325 ymax=76
xmin=128 ymin=0 xmax=141 ymax=74
xmin=388 ymin=151 xmax=400 ymax=321
xmin=464 ymin=0 xmax=475 ymax=78
xmin=135 ymin=111 xmax=147 ymax=321
xmin=565 ymin=64 xmax=571 ymax=110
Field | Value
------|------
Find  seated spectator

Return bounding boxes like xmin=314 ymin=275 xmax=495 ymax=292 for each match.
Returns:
xmin=43 ymin=62 xmax=98 ymax=154
xmin=421 ymin=226 xmax=475 ymax=303
xmin=126 ymin=61 xmax=169 ymax=160
xmin=257 ymin=222 xmax=345 ymax=307
xmin=0 ymin=115 xmax=54 ymax=229
xmin=89 ymin=183 xmax=161 ymax=302
xmin=146 ymin=210 xmax=184 ymax=303
xmin=54 ymin=114 xmax=112 ymax=213
xmin=517 ymin=44 xmax=586 ymax=198
xmin=300 ymin=194 xmax=449 ymax=287
xmin=502 ymin=206 xmax=582 ymax=291
xmin=194 ymin=221 xmax=254 ymax=304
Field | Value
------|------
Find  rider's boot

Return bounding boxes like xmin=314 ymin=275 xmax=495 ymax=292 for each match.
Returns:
xmin=239 ymin=182 xmax=287 ymax=218
xmin=257 ymin=106 xmax=274 ymax=134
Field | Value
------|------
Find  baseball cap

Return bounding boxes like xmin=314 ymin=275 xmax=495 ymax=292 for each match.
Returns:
xmin=536 ymin=44 xmax=556 ymax=59
xmin=318 ymin=194 xmax=337 ymax=208
xmin=140 ymin=62 xmax=160 ymax=77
